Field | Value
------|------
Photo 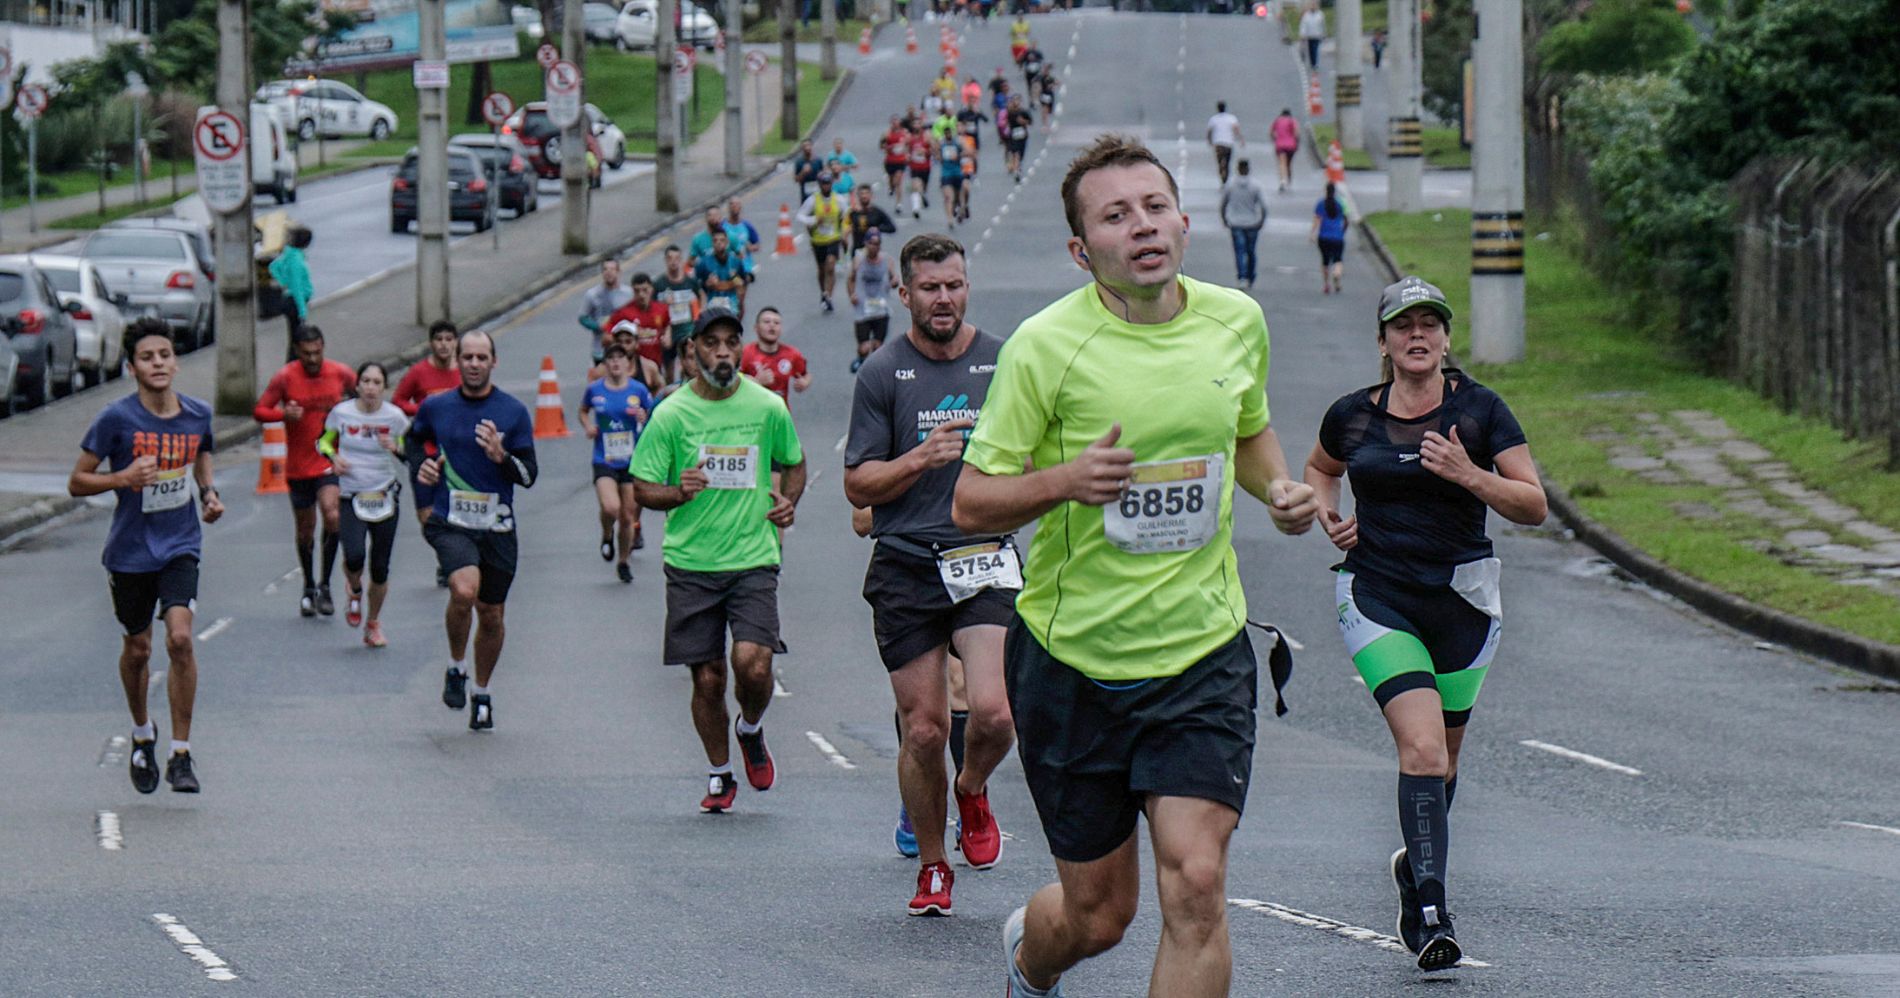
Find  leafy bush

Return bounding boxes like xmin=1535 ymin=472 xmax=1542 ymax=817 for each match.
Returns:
xmin=1537 ymin=0 xmax=1695 ymax=77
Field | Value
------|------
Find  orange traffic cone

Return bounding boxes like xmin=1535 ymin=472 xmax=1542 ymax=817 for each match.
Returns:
xmin=1308 ymin=73 xmax=1324 ymax=117
xmin=858 ymin=26 xmax=871 ymax=55
xmin=533 ymin=356 xmax=569 ymax=439
xmin=1326 ymin=139 xmax=1346 ymax=183
xmin=256 ymin=421 xmax=289 ymax=494
xmin=906 ymin=25 xmax=918 ymax=54
xmin=774 ymin=203 xmax=797 ymax=256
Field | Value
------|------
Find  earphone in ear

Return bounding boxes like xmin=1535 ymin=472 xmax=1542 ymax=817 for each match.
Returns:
xmin=1079 ymin=250 xmax=1090 ymax=263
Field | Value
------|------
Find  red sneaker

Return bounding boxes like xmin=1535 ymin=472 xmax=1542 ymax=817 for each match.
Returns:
xmin=954 ymin=786 xmax=1003 ymax=870
xmin=736 ymin=723 xmax=777 ymax=791
xmin=345 ymin=592 xmax=363 ymax=628
xmin=699 ymin=773 xmax=738 ymax=813
xmin=907 ymin=860 xmax=954 ymax=917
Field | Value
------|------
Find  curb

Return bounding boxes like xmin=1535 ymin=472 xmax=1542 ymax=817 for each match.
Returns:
xmin=0 ymin=69 xmax=858 ymax=548
xmin=1357 ymin=212 xmax=1900 ymax=683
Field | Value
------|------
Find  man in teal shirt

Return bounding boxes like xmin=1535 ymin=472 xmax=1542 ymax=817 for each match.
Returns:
xmin=268 ymin=225 xmax=315 ymax=360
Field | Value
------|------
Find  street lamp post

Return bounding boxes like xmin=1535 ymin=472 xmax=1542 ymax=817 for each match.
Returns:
xmin=1469 ymin=0 xmax=1525 ymax=363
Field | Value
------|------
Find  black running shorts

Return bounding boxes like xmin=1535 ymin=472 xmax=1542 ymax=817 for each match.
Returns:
xmin=1006 ymin=616 xmax=1259 ymax=863
xmin=854 ymin=315 xmax=891 ymax=344
xmin=1318 ymin=237 xmax=1345 ymax=266
xmin=287 ymin=474 xmax=340 ymax=510
xmin=424 ymin=520 xmax=518 ymax=604
xmin=109 ymin=555 xmax=200 ymax=636
xmin=663 ymin=565 xmax=785 ymax=665
xmin=592 ymin=463 xmax=635 ymax=486
xmin=862 ymin=542 xmax=1015 ymax=672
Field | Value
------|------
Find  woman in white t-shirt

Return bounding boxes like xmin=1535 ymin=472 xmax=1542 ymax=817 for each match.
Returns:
xmin=318 ymin=361 xmax=411 ymax=647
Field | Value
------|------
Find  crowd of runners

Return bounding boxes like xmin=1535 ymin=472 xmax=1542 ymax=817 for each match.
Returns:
xmin=65 ymin=16 xmax=1546 ymax=997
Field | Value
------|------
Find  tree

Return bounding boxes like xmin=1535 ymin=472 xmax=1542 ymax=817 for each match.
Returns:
xmin=152 ymin=0 xmax=341 ymax=100
xmin=51 ymin=41 xmax=154 ymax=214
xmin=1537 ymin=0 xmax=1696 ymax=78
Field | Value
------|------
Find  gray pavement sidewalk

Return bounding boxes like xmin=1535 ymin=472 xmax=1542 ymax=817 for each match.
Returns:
xmin=0 ymin=58 xmax=802 ymax=538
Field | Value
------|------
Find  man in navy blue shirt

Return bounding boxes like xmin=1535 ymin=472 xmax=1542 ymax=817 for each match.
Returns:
xmin=406 ymin=330 xmax=539 ymax=731
xmin=68 ymin=318 xmax=224 ymax=795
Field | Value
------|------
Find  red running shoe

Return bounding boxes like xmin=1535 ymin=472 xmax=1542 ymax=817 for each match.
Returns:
xmin=954 ymin=786 xmax=1003 ymax=869
xmin=699 ymin=773 xmax=738 ymax=813
xmin=907 ymin=860 xmax=954 ymax=917
xmin=736 ymin=723 xmax=777 ymax=791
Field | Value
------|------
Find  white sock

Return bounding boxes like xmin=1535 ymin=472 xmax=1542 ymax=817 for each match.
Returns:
xmin=470 ymin=682 xmax=490 ymax=696
xmin=133 ymin=722 xmax=156 ymax=741
xmin=709 ymin=763 xmax=733 ymax=777
xmin=170 ymin=740 xmax=190 ymax=756
xmin=736 ymin=716 xmax=763 ymax=736
xmin=449 ymin=659 xmax=466 ymax=676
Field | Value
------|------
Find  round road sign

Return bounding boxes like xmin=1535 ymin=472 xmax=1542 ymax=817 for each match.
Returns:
xmin=545 ymin=60 xmax=581 ymax=129
xmin=673 ymin=47 xmax=694 ymax=78
xmin=745 ymin=50 xmax=768 ymax=75
xmin=537 ymin=43 xmax=560 ymax=69
xmin=482 ymin=91 xmax=515 ymax=126
xmin=192 ymin=107 xmax=249 ymax=213
xmin=15 ymin=84 xmax=49 ymax=120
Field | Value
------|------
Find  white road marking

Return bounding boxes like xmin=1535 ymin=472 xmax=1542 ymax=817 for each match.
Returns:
xmin=1351 ymin=675 xmax=1366 ymax=686
xmin=195 ymin=617 xmax=233 ymax=642
xmin=834 ymin=432 xmax=849 ymax=453
xmin=1275 ymin=630 xmax=1305 ymax=652
xmin=981 ymin=227 xmax=993 ymax=241
xmin=1519 ymin=739 xmax=1644 ymax=777
xmin=1839 ymin=821 xmax=1900 ymax=838
xmin=773 ymin=676 xmax=792 ymax=699
xmin=147 ymin=670 xmax=166 ymax=696
xmin=262 ymin=566 xmax=300 ymax=594
xmin=1229 ymin=898 xmax=1494 ymax=968
xmin=98 ymin=734 xmax=127 ymax=767
xmin=95 ymin=810 xmax=124 ymax=851
xmin=151 ymin=913 xmax=238 ymax=982
xmin=972 ymin=242 xmax=983 ymax=254
xmin=806 ymin=731 xmax=857 ymax=769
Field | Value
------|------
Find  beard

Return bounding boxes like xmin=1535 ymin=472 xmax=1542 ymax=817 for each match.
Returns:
xmin=916 ymin=311 xmax=961 ymax=343
xmin=705 ymin=362 xmax=739 ymax=389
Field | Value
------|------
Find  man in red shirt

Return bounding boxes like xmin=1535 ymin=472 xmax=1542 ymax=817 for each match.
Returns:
xmin=253 ymin=324 xmax=356 ymax=618
xmin=603 ymin=272 xmax=672 ymax=374
xmin=394 ymin=321 xmax=463 ymax=586
xmin=880 ymin=114 xmax=911 ymax=198
xmin=739 ymin=306 xmax=810 ymax=406
xmin=907 ymin=126 xmax=935 ymax=219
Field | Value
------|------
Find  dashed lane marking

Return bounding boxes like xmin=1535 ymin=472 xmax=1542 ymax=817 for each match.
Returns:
xmin=262 ymin=566 xmax=299 ymax=594
xmin=1519 ymin=739 xmax=1644 ymax=777
xmin=1229 ymin=898 xmax=1494 ymax=968
xmin=98 ymin=734 xmax=127 ymax=767
xmin=195 ymin=617 xmax=233 ymax=642
xmin=806 ymin=731 xmax=857 ymax=770
xmin=151 ymin=913 xmax=238 ymax=982
xmin=1839 ymin=821 xmax=1900 ymax=838
xmin=95 ymin=810 xmax=123 ymax=851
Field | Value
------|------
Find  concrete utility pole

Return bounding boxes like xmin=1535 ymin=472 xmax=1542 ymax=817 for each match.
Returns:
xmin=415 ymin=0 xmax=450 ymax=325
xmin=1385 ymin=0 xmax=1423 ymax=211
xmin=723 ymin=0 xmax=742 ymax=175
xmin=212 ymin=0 xmax=256 ymax=416
xmin=656 ymin=0 xmax=679 ymax=212
xmin=819 ymin=0 xmax=837 ymax=81
xmin=1469 ymin=0 xmax=1525 ymax=362
xmin=779 ymin=0 xmax=798 ymax=140
xmin=560 ymin=0 xmax=590 ymax=254
xmin=1335 ymin=0 xmax=1364 ymax=150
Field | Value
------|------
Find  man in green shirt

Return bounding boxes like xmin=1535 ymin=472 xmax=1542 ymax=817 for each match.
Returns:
xmin=631 ymin=307 xmax=806 ymax=815
xmin=953 ymin=134 xmax=1318 ymax=997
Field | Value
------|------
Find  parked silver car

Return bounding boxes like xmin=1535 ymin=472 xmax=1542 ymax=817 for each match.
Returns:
xmin=79 ymin=229 xmax=215 ymax=353
xmin=0 ymin=333 xmax=18 ymax=417
xmin=0 ymin=254 xmax=82 ymax=410
xmin=32 ymin=253 xmax=128 ymax=388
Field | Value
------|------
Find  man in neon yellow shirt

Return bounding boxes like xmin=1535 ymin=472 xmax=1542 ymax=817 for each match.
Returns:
xmin=795 ymin=172 xmax=850 ymax=313
xmin=953 ymin=134 xmax=1318 ymax=997
xmin=632 ymin=307 xmax=806 ymax=815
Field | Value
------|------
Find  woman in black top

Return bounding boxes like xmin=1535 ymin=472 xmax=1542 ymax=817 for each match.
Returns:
xmin=1303 ymin=276 xmax=1548 ymax=972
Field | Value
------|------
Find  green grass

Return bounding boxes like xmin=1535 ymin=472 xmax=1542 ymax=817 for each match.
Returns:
xmin=1368 ymin=208 xmax=1900 ymax=645
xmin=741 ymin=16 xmax=872 ymax=44
xmin=1310 ymin=123 xmax=1374 ymax=170
xmin=46 ymin=155 xmax=398 ymax=230
xmin=756 ymin=62 xmax=840 ymax=157
xmin=1421 ymin=125 xmax=1468 ymax=169
xmin=353 ymin=51 xmax=725 ymax=154
xmin=2 ymin=159 xmax=195 ymax=212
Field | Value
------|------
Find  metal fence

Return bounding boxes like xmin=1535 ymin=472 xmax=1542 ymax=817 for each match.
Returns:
xmin=1731 ymin=158 xmax=1900 ymax=469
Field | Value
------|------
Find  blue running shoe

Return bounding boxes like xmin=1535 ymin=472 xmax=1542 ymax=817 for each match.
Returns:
xmin=895 ymin=805 xmax=920 ymax=858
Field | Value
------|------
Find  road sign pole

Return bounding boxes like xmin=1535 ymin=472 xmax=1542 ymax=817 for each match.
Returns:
xmin=491 ymin=122 xmax=501 ymax=252
xmin=416 ymin=0 xmax=450 ymax=326
xmin=723 ymin=0 xmax=741 ymax=176
xmin=560 ymin=0 xmax=589 ymax=256
xmin=1470 ymin=0 xmax=1525 ymax=363
xmin=212 ymin=0 xmax=256 ymax=416
xmin=26 ymin=116 xmax=36 ymax=233
xmin=655 ymin=0 xmax=678 ymax=214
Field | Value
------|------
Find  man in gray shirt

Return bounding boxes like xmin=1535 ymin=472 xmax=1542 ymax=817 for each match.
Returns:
xmin=1220 ymin=158 xmax=1269 ymax=288
xmin=843 ymin=233 xmax=1015 ymax=918
xmin=578 ymin=258 xmax=633 ymax=362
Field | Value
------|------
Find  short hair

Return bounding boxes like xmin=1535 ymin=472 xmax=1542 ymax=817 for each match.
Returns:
xmin=629 ymin=271 xmax=653 ymax=287
xmin=602 ymin=344 xmax=631 ymax=361
xmin=458 ymin=329 xmax=495 ymax=357
xmin=756 ymin=306 xmax=782 ymax=320
xmin=293 ymin=323 xmax=324 ymax=345
xmin=289 ymin=225 xmax=313 ymax=249
xmin=1237 ymin=158 xmax=1251 ymax=175
xmin=664 ymin=244 xmax=683 ymax=256
xmin=601 ymin=257 xmax=620 ymax=269
xmin=1060 ymin=134 xmax=1179 ymax=238
xmin=122 ymin=316 xmax=174 ymax=358
xmin=427 ymin=319 xmax=458 ymax=338
xmin=899 ymin=233 xmax=966 ymax=285
xmin=354 ymin=360 xmax=388 ymax=384
xmin=1216 ymin=100 xmax=1227 ymax=113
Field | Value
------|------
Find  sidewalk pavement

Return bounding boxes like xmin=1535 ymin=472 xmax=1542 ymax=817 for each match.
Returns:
xmin=0 ymin=58 xmax=802 ymax=539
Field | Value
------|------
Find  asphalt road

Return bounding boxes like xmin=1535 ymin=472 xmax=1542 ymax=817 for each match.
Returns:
xmin=4 ymin=11 xmax=1898 ymax=997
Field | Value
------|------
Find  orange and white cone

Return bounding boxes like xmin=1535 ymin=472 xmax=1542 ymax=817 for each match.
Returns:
xmin=774 ymin=203 xmax=797 ymax=256
xmin=1326 ymin=139 xmax=1346 ymax=184
xmin=906 ymin=26 xmax=918 ymax=54
xmin=1308 ymin=73 xmax=1324 ymax=117
xmin=858 ymin=26 xmax=872 ymax=55
xmin=256 ymin=421 xmax=289 ymax=494
xmin=533 ymin=356 xmax=569 ymax=439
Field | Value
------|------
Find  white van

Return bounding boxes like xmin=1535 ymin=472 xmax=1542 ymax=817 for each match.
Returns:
xmin=250 ymin=103 xmax=298 ymax=204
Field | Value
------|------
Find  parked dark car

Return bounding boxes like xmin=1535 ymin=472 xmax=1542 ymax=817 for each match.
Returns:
xmin=499 ymin=103 xmax=606 ymax=186
xmin=0 ymin=254 xmax=82 ymax=410
xmin=448 ymin=134 xmax=540 ymax=217
xmin=390 ymin=148 xmax=497 ymax=233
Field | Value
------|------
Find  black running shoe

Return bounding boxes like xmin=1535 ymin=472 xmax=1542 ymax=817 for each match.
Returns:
xmin=469 ymin=694 xmax=493 ymax=730
xmin=632 ymin=530 xmax=645 ymax=551
xmin=129 ymin=736 xmax=160 ymax=794
xmin=1416 ymin=906 xmax=1461 ymax=972
xmin=317 ymin=585 xmax=336 ymax=616
xmin=165 ymin=751 xmax=200 ymax=793
xmin=300 ymin=586 xmax=317 ymax=617
xmin=616 ymin=562 xmax=633 ymax=584
xmin=1391 ymin=847 xmax=1423 ymax=954
xmin=600 ymin=539 xmax=613 ymax=562
xmin=442 ymin=668 xmax=468 ymax=710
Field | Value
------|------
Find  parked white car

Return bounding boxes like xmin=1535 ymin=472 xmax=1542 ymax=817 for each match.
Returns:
xmin=258 ymin=79 xmax=399 ymax=142
xmin=616 ymin=0 xmax=719 ymax=50
xmin=31 ymin=254 xmax=126 ymax=388
xmin=251 ymin=102 xmax=299 ymax=204
xmin=585 ymin=104 xmax=628 ymax=170
xmin=511 ymin=4 xmax=545 ymax=38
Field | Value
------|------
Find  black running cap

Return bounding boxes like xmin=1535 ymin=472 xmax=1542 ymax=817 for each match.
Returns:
xmin=692 ymin=306 xmax=744 ymax=339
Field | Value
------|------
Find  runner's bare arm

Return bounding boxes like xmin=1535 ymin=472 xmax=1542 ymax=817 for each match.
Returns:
xmin=953 ymin=424 xmax=1134 ymax=535
xmin=1235 ymin=425 xmax=1318 ymax=535
xmin=1302 ymin=439 xmax=1356 ymax=550
xmin=195 ymin=449 xmax=224 ymax=523
xmin=843 ymin=418 xmax=973 ymax=507
xmin=68 ymin=450 xmax=152 ymax=496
